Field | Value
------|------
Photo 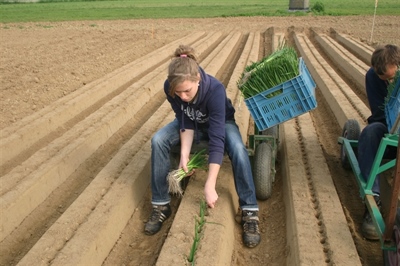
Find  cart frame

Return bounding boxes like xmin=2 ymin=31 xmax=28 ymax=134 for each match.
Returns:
xmin=338 ymin=130 xmax=399 ymax=252
xmin=247 ymin=125 xmax=279 ymax=200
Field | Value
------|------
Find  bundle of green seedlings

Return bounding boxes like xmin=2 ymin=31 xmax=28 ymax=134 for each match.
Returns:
xmin=237 ymin=44 xmax=299 ymax=99
xmin=167 ymin=149 xmax=208 ymax=196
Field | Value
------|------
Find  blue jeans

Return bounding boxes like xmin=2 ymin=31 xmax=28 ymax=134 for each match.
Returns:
xmin=150 ymin=119 xmax=259 ymax=210
xmin=358 ymin=122 xmax=397 ymax=195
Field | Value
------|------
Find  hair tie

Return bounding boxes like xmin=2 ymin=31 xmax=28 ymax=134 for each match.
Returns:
xmin=180 ymin=54 xmax=187 ymax=58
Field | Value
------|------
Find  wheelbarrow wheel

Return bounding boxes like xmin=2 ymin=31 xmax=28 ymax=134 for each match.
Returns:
xmin=261 ymin=125 xmax=279 ymax=183
xmin=261 ymin=125 xmax=279 ymax=140
xmin=383 ymin=209 xmax=400 ymax=266
xmin=253 ymin=142 xmax=273 ymax=200
xmin=340 ymin=119 xmax=360 ymax=170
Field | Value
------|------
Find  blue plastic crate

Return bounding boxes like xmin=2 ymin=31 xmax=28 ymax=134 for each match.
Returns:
xmin=385 ymin=77 xmax=400 ymax=133
xmin=244 ymin=58 xmax=317 ymax=131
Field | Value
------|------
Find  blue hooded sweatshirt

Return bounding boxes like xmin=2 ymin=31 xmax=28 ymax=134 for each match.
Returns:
xmin=365 ymin=67 xmax=389 ymax=126
xmin=164 ymin=67 xmax=236 ymax=165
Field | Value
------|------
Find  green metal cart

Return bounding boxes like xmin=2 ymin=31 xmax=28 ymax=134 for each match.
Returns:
xmin=338 ymin=118 xmax=399 ymax=265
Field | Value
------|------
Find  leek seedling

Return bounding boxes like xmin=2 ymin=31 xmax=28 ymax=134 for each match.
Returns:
xmin=187 ymin=200 xmax=207 ymax=264
xmin=238 ymin=45 xmax=299 ymax=99
xmin=167 ymin=149 xmax=208 ymax=196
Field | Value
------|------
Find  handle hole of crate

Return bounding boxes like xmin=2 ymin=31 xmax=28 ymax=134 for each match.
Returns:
xmin=264 ymin=88 xmax=283 ymax=99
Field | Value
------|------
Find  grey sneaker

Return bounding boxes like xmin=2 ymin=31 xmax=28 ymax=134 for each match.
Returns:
xmin=144 ymin=204 xmax=171 ymax=235
xmin=361 ymin=195 xmax=381 ymax=241
xmin=242 ymin=210 xmax=261 ymax=248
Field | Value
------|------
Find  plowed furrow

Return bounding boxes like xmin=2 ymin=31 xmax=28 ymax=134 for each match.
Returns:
xmin=0 ymin=31 xmax=230 ymax=246
xmin=333 ymin=32 xmax=374 ymax=66
xmin=0 ymin=32 xmax=205 ymax=174
xmin=0 ymin=91 xmax=170 ymax=265
xmin=314 ymin=32 xmax=368 ymax=93
xmin=294 ymin=33 xmax=370 ymax=128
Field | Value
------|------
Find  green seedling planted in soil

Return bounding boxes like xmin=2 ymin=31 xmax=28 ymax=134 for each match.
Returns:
xmin=187 ymin=200 xmax=224 ymax=265
xmin=188 ymin=200 xmax=207 ymax=265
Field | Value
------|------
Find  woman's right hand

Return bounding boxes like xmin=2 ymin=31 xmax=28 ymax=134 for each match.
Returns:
xmin=179 ymin=156 xmax=194 ymax=176
xmin=179 ymin=129 xmax=194 ymax=174
xmin=204 ymin=182 xmax=218 ymax=208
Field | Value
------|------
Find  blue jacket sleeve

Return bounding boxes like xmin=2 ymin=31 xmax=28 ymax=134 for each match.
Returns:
xmin=365 ymin=68 xmax=388 ymax=125
xmin=206 ymin=84 xmax=226 ymax=165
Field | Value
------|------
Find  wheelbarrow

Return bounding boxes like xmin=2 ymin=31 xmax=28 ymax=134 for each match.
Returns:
xmin=247 ymin=124 xmax=279 ymax=200
xmin=243 ymin=57 xmax=317 ymax=200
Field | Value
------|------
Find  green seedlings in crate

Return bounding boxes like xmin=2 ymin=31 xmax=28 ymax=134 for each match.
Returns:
xmin=265 ymin=88 xmax=283 ymax=99
xmin=238 ymin=45 xmax=299 ymax=99
xmin=167 ymin=149 xmax=208 ymax=196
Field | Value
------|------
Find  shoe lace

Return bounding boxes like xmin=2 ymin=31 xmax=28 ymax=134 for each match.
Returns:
xmin=364 ymin=211 xmax=373 ymax=223
xmin=243 ymin=218 xmax=259 ymax=234
xmin=149 ymin=207 xmax=161 ymax=222
xmin=374 ymin=196 xmax=382 ymax=209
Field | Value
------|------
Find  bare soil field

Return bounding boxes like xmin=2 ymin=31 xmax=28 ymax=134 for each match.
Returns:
xmin=0 ymin=15 xmax=399 ymax=266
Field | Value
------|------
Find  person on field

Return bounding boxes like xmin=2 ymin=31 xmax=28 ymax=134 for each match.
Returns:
xmin=359 ymin=44 xmax=399 ymax=240
xmin=144 ymin=44 xmax=261 ymax=248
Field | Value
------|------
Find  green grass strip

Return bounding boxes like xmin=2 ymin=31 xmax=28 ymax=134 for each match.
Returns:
xmin=0 ymin=0 xmax=399 ymax=23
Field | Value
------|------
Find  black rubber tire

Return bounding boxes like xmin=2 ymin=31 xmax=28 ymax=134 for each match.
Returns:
xmin=253 ymin=142 xmax=273 ymax=200
xmin=383 ymin=209 xmax=400 ymax=266
xmin=340 ymin=119 xmax=360 ymax=170
xmin=261 ymin=125 xmax=279 ymax=182
xmin=261 ymin=125 xmax=279 ymax=140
